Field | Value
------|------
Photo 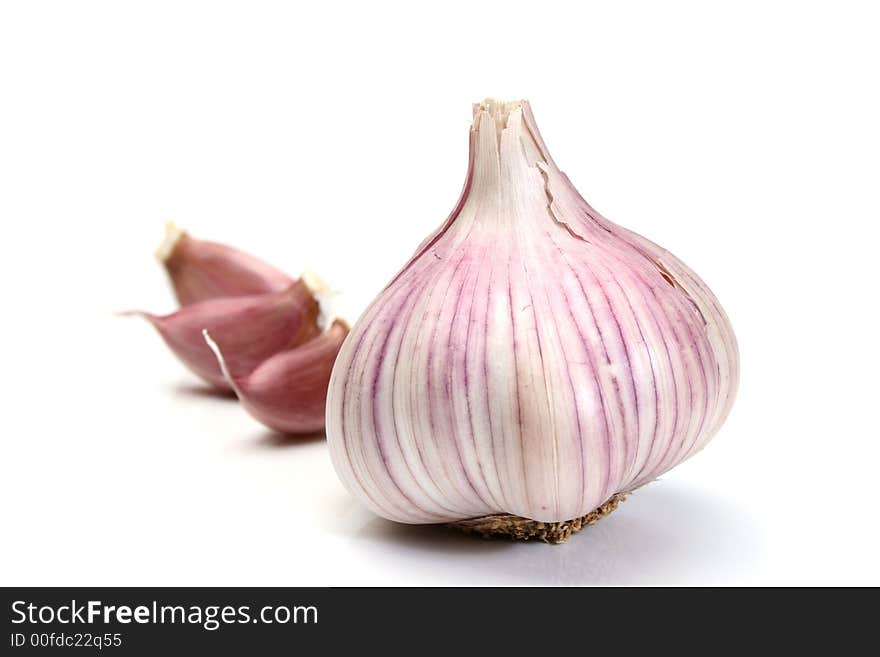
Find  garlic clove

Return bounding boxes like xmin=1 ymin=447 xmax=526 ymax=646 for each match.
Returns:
xmin=205 ymin=320 xmax=350 ymax=434
xmin=156 ymin=222 xmax=294 ymax=305
xmin=125 ymin=280 xmax=321 ymax=390
xmin=325 ymin=99 xmax=739 ymax=540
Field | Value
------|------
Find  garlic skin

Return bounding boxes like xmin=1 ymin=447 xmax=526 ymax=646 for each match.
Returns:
xmin=127 ymin=280 xmax=320 ymax=391
xmin=326 ymin=100 xmax=739 ymax=526
xmin=205 ymin=320 xmax=350 ymax=434
xmin=157 ymin=223 xmax=293 ymax=306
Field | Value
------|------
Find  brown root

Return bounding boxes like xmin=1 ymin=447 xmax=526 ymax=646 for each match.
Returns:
xmin=450 ymin=494 xmax=625 ymax=545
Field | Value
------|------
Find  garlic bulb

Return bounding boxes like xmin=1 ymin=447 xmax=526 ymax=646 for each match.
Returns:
xmin=156 ymin=222 xmax=293 ymax=305
xmin=205 ymin=320 xmax=350 ymax=434
xmin=325 ymin=100 xmax=739 ymax=541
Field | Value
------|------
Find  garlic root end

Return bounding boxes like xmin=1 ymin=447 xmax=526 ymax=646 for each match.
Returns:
xmin=450 ymin=494 xmax=625 ymax=545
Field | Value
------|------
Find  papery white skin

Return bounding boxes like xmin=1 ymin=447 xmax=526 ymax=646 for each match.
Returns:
xmin=326 ymin=100 xmax=739 ymax=524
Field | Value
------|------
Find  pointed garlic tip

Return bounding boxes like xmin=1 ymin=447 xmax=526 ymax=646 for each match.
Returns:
xmin=128 ymin=282 xmax=322 ymax=390
xmin=155 ymin=221 xmax=187 ymax=263
xmin=325 ymin=99 xmax=739 ymax=537
xmin=475 ymin=98 xmax=525 ymax=120
xmin=116 ymin=309 xmax=150 ymax=319
xmin=212 ymin=320 xmax=350 ymax=435
xmin=156 ymin=225 xmax=295 ymax=306
xmin=300 ymin=268 xmax=337 ymax=332
xmin=472 ymin=98 xmax=528 ymax=144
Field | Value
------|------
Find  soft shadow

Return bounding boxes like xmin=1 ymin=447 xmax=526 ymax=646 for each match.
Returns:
xmin=357 ymin=518 xmax=516 ymax=557
xmin=350 ymin=484 xmax=761 ymax=585
xmin=252 ymin=429 xmax=326 ymax=449
xmin=172 ymin=382 xmax=237 ymax=400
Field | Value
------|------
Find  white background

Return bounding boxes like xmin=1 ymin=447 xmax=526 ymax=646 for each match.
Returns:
xmin=1 ymin=1 xmax=878 ymax=585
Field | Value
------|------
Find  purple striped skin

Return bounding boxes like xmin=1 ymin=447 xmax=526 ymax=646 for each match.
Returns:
xmin=207 ymin=320 xmax=350 ymax=434
xmin=126 ymin=281 xmax=320 ymax=391
xmin=157 ymin=224 xmax=294 ymax=306
xmin=326 ymin=100 xmax=740 ymax=525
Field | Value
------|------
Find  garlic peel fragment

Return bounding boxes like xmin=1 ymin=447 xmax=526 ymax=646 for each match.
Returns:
xmin=326 ymin=100 xmax=739 ymax=528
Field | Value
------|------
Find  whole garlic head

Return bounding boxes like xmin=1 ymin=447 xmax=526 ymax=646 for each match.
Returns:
xmin=326 ymin=100 xmax=739 ymax=531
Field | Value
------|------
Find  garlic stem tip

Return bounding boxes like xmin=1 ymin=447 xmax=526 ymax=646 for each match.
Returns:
xmin=299 ymin=268 xmax=330 ymax=296
xmin=155 ymin=221 xmax=187 ymax=263
xmin=474 ymin=98 xmax=527 ymax=123
xmin=300 ymin=268 xmax=338 ymax=332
